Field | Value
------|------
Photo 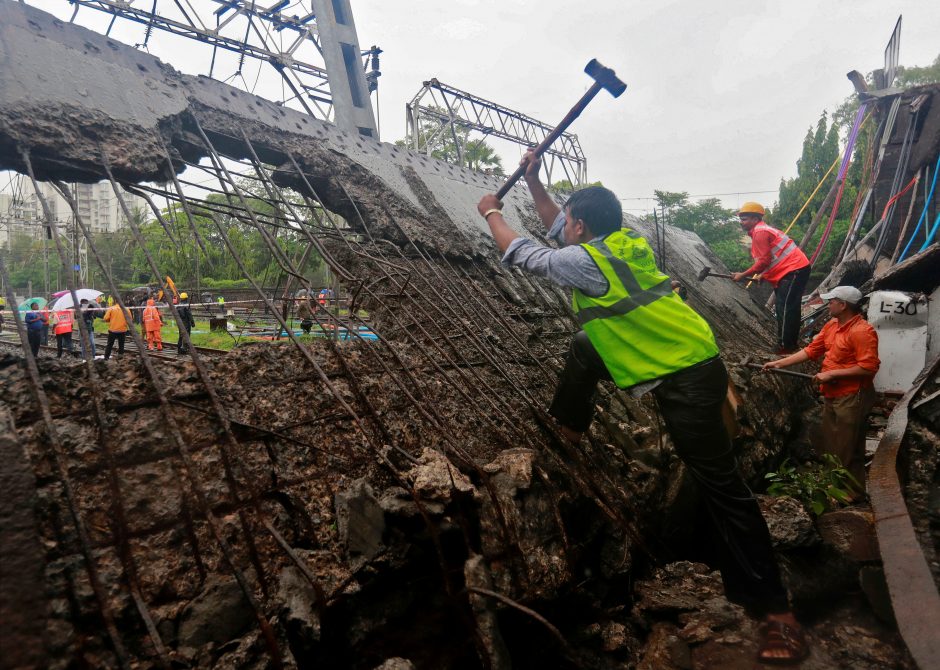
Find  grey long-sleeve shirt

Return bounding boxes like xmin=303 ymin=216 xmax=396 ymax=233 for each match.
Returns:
xmin=501 ymin=211 xmax=609 ymax=297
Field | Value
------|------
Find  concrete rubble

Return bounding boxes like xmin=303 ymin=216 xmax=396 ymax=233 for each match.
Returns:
xmin=0 ymin=1 xmax=926 ymax=668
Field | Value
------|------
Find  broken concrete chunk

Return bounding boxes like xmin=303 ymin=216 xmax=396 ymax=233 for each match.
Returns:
xmin=634 ymin=562 xmax=724 ymax=614
xmin=334 ymin=478 xmax=385 ymax=561
xmin=278 ymin=566 xmax=321 ymax=641
xmin=484 ymin=448 xmax=536 ymax=490
xmin=757 ymin=494 xmax=821 ymax=548
xmin=378 ymin=486 xmax=444 ymax=517
xmin=407 ymin=448 xmax=477 ymax=502
xmin=177 ymin=577 xmax=254 ymax=648
xmin=599 ymin=621 xmax=630 ymax=652
xmin=371 ymin=659 xmax=415 ymax=670
xmin=637 ymin=622 xmax=692 ymax=670
xmin=816 ymin=508 xmax=879 ymax=562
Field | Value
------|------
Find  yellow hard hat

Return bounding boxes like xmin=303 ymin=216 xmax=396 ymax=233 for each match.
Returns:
xmin=737 ymin=202 xmax=765 ymax=217
xmin=179 ymin=292 xmax=188 ymax=300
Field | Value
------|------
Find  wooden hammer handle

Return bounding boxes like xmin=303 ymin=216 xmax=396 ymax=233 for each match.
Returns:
xmin=495 ymin=81 xmax=603 ymax=200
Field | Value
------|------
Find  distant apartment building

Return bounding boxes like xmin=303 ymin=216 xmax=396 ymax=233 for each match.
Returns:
xmin=0 ymin=176 xmax=147 ymax=246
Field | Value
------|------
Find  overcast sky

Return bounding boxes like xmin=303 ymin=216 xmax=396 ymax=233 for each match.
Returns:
xmin=22 ymin=0 xmax=940 ymax=213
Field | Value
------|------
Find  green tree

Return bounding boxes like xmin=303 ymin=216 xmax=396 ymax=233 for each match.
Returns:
xmin=776 ymin=112 xmax=842 ymax=233
xmin=774 ymin=52 xmax=939 ymax=283
xmin=549 ymin=179 xmax=604 ymax=194
xmin=86 ymin=229 xmax=136 ymax=288
xmin=895 ymin=53 xmax=940 ymax=87
xmin=397 ymin=107 xmax=504 ymax=175
xmin=648 ymin=191 xmax=750 ymax=270
xmin=463 ymin=139 xmax=505 ymax=175
xmin=1 ymin=232 xmax=47 ymax=290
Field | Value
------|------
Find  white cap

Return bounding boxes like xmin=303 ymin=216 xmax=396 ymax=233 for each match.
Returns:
xmin=820 ymin=286 xmax=863 ymax=305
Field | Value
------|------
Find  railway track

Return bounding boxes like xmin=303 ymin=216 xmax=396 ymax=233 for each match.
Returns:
xmin=0 ymin=332 xmax=226 ymax=362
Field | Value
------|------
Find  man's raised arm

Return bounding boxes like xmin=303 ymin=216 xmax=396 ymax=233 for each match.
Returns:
xmin=521 ymin=150 xmax=562 ymax=231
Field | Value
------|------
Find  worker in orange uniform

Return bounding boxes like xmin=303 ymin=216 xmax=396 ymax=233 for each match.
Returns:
xmin=731 ymin=202 xmax=810 ymax=354
xmin=763 ymin=286 xmax=879 ymax=489
xmin=142 ymin=298 xmax=163 ymax=351
xmin=103 ymin=301 xmax=131 ymax=359
xmin=52 ymin=307 xmax=75 ymax=358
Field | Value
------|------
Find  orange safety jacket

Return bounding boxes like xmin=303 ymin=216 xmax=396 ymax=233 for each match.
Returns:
xmin=103 ymin=304 xmax=130 ymax=333
xmin=53 ymin=310 xmax=74 ymax=335
xmin=142 ymin=305 xmax=162 ymax=332
xmin=803 ymin=314 xmax=880 ymax=398
xmin=745 ymin=222 xmax=810 ymax=286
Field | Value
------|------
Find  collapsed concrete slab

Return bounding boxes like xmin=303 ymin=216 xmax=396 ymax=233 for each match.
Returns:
xmin=0 ymin=0 xmax=543 ymax=258
xmin=0 ymin=2 xmax=834 ymax=668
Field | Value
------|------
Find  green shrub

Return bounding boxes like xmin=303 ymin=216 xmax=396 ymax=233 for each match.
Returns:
xmin=764 ymin=454 xmax=861 ymax=515
xmin=199 ymin=278 xmax=251 ymax=289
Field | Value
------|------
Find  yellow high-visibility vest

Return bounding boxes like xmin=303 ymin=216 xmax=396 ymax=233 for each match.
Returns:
xmin=573 ymin=229 xmax=718 ymax=387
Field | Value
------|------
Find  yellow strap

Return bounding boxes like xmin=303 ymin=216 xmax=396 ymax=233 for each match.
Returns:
xmin=780 ymin=155 xmax=839 ymax=236
xmin=746 ymin=112 xmax=871 ymax=289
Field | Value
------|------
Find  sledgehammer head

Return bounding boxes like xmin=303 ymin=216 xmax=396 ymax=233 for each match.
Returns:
xmin=697 ymin=266 xmax=712 ymax=281
xmin=585 ymin=59 xmax=627 ymax=97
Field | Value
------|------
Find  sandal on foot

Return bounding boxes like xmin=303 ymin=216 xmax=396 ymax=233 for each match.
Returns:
xmin=757 ymin=620 xmax=809 ymax=666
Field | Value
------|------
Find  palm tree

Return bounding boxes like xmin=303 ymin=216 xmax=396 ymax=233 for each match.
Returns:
xmin=463 ymin=139 xmax=504 ymax=175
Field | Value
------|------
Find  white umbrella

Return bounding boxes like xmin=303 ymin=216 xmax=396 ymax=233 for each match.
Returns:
xmin=50 ymin=289 xmax=103 ymax=311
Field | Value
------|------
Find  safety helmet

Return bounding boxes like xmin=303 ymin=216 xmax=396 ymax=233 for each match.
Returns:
xmin=179 ymin=292 xmax=188 ymax=300
xmin=737 ymin=202 xmax=765 ymax=217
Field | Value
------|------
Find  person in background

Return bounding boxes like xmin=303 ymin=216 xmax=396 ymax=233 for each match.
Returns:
xmin=0 ymin=295 xmax=5 ymax=333
xmin=296 ymin=292 xmax=314 ymax=335
xmin=103 ymin=301 xmax=130 ymax=360
xmin=78 ymin=298 xmax=98 ymax=359
xmin=176 ymin=292 xmax=195 ymax=355
xmin=763 ymin=286 xmax=879 ymax=489
xmin=731 ymin=203 xmax=811 ymax=354
xmin=40 ymin=305 xmax=50 ymax=345
xmin=24 ymin=301 xmax=44 ymax=357
xmin=142 ymin=298 xmax=163 ymax=351
xmin=52 ymin=306 xmax=75 ymax=358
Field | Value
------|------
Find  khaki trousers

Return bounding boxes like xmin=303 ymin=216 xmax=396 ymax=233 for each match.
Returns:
xmin=820 ymin=386 xmax=876 ymax=489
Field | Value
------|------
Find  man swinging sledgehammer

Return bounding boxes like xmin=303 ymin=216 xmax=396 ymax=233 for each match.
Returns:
xmin=477 ymin=152 xmax=809 ymax=665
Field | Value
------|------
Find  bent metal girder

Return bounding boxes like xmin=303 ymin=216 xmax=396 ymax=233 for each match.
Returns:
xmin=406 ymin=78 xmax=588 ymax=187
xmin=48 ymin=0 xmax=378 ymax=134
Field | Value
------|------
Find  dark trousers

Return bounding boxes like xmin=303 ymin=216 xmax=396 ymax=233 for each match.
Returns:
xmin=177 ymin=325 xmax=192 ymax=354
xmin=550 ymin=331 xmax=790 ymax=615
xmin=104 ymin=331 xmax=126 ymax=359
xmin=56 ymin=333 xmax=73 ymax=358
xmin=774 ymin=266 xmax=810 ymax=351
xmin=820 ymin=387 xmax=877 ymax=488
xmin=27 ymin=329 xmax=42 ymax=357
